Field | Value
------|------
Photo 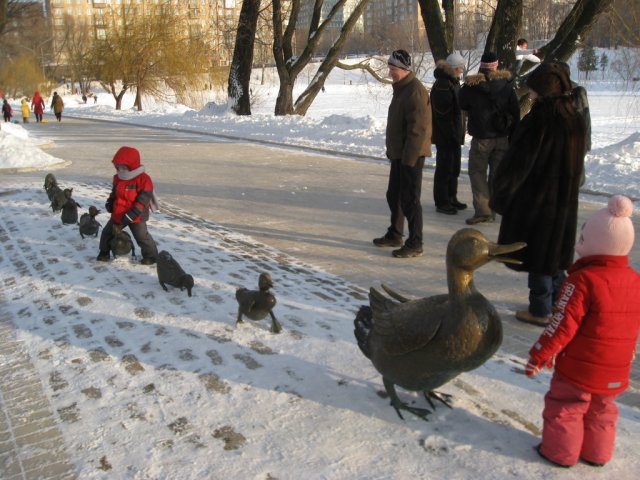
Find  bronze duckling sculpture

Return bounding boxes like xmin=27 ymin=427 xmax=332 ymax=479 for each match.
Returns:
xmin=79 ymin=206 xmax=102 ymax=238
xmin=60 ymin=189 xmax=81 ymax=225
xmin=157 ymin=250 xmax=194 ymax=297
xmin=235 ymin=273 xmax=281 ymax=334
xmin=44 ymin=173 xmax=58 ymax=201
xmin=354 ymin=228 xmax=526 ymax=420
xmin=110 ymin=224 xmax=135 ymax=258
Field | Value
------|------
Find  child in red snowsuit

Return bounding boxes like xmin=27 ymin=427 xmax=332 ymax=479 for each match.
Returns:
xmin=525 ymin=195 xmax=640 ymax=468
xmin=97 ymin=146 xmax=158 ymax=265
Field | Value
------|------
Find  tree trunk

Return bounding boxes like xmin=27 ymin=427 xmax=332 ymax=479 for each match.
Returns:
xmin=228 ymin=0 xmax=260 ymax=115
xmin=115 ymin=91 xmax=125 ymax=111
xmin=539 ymin=0 xmax=615 ymax=62
xmin=275 ymin=82 xmax=295 ymax=115
xmin=417 ymin=0 xmax=450 ymax=62
xmin=293 ymin=0 xmax=371 ymax=115
xmin=272 ymin=0 xmax=367 ymax=116
xmin=134 ymin=89 xmax=142 ymax=111
xmin=485 ymin=0 xmax=523 ymax=71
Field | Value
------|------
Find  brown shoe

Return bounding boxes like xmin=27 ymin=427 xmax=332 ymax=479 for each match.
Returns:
xmin=516 ymin=310 xmax=550 ymax=326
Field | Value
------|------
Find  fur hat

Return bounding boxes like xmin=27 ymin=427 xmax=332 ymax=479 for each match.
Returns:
xmin=446 ymin=52 xmax=465 ymax=69
xmin=112 ymin=146 xmax=141 ymax=170
xmin=575 ymin=195 xmax=635 ymax=258
xmin=388 ymin=49 xmax=411 ymax=71
xmin=480 ymin=52 xmax=499 ymax=70
xmin=526 ymin=62 xmax=572 ymax=97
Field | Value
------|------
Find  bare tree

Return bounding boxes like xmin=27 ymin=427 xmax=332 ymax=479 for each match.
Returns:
xmin=272 ymin=0 xmax=371 ymax=116
xmin=419 ymin=0 xmax=614 ymax=68
xmin=228 ymin=0 xmax=261 ymax=115
xmin=91 ymin=4 xmax=212 ymax=111
xmin=59 ymin=15 xmax=94 ymax=94
xmin=0 ymin=0 xmax=34 ymax=38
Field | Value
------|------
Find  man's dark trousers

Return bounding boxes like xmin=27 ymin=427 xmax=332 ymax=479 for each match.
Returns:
xmin=385 ymin=156 xmax=424 ymax=249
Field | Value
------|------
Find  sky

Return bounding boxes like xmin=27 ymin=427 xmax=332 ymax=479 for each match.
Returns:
xmin=0 ymin=55 xmax=639 ymax=479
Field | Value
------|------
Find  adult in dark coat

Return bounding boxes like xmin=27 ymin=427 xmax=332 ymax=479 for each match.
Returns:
xmin=459 ymin=52 xmax=520 ymax=225
xmin=50 ymin=92 xmax=64 ymax=122
xmin=373 ymin=49 xmax=432 ymax=258
xmin=491 ymin=62 xmax=586 ymax=326
xmin=431 ymin=53 xmax=467 ymax=215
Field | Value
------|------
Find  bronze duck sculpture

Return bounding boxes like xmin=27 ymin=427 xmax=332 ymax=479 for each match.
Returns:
xmin=354 ymin=228 xmax=526 ymax=420
xmin=235 ymin=273 xmax=281 ymax=334
xmin=157 ymin=250 xmax=194 ymax=297
xmin=79 ymin=206 xmax=102 ymax=238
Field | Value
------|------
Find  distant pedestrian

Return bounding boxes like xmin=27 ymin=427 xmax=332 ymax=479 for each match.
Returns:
xmin=31 ymin=91 xmax=45 ymax=122
xmin=431 ymin=52 xmax=467 ymax=215
xmin=516 ymin=38 xmax=541 ymax=65
xmin=459 ymin=52 xmax=520 ymax=225
xmin=97 ymin=146 xmax=159 ymax=265
xmin=373 ymin=49 xmax=432 ymax=258
xmin=21 ymin=98 xmax=30 ymax=123
xmin=51 ymin=92 xmax=64 ymax=122
xmin=2 ymin=99 xmax=12 ymax=122
xmin=524 ymin=195 xmax=640 ymax=468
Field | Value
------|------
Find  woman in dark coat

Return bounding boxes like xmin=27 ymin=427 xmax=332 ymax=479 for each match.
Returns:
xmin=491 ymin=62 xmax=586 ymax=326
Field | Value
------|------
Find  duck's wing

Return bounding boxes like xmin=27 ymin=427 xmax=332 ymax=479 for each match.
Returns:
xmin=370 ymin=287 xmax=446 ymax=356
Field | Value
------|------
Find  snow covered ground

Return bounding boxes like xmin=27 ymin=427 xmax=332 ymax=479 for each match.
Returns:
xmin=0 ymin=56 xmax=639 ymax=479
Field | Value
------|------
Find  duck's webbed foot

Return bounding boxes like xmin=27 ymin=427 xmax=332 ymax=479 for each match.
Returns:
xmin=383 ymin=378 xmax=431 ymax=421
xmin=424 ymin=391 xmax=453 ymax=410
xmin=236 ymin=311 xmax=244 ymax=326
xmin=269 ymin=311 xmax=282 ymax=334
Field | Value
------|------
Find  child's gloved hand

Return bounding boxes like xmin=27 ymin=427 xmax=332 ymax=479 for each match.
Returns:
xmin=105 ymin=199 xmax=113 ymax=213
xmin=120 ymin=208 xmax=139 ymax=227
xmin=525 ymin=355 xmax=555 ymax=378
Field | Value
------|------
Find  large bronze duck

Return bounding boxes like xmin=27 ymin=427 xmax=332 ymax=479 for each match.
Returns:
xmin=354 ymin=228 xmax=526 ymax=420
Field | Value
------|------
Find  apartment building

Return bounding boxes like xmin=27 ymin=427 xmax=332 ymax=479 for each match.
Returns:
xmin=44 ymin=0 xmax=240 ymax=66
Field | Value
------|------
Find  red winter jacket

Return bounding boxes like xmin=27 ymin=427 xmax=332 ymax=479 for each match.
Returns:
xmin=107 ymin=147 xmax=154 ymax=225
xmin=529 ymin=255 xmax=640 ymax=395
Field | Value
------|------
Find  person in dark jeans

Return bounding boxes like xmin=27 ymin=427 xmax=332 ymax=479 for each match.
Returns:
xmin=373 ymin=49 xmax=432 ymax=258
xmin=431 ymin=52 xmax=467 ymax=215
xmin=459 ymin=52 xmax=520 ymax=225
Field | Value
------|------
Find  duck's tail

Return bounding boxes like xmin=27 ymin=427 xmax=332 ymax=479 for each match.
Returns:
xmin=353 ymin=305 xmax=373 ymax=359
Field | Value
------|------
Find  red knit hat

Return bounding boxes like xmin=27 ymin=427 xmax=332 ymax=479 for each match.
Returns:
xmin=112 ymin=146 xmax=141 ymax=170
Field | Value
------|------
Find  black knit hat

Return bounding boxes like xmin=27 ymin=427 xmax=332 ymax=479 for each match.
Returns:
xmin=526 ymin=62 xmax=572 ymax=97
xmin=479 ymin=52 xmax=499 ymax=70
xmin=388 ymin=49 xmax=412 ymax=70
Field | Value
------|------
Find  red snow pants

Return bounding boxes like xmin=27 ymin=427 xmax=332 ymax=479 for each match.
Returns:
xmin=540 ymin=373 xmax=619 ymax=466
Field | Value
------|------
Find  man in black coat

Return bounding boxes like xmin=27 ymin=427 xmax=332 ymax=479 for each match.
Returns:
xmin=459 ymin=52 xmax=520 ymax=225
xmin=430 ymin=52 xmax=467 ymax=215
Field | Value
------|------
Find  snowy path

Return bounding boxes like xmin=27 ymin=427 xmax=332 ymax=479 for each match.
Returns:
xmin=1 ymin=181 xmax=639 ymax=479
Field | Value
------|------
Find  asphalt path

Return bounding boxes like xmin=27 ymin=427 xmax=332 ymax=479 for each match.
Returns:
xmin=2 ymin=116 xmax=639 ymax=407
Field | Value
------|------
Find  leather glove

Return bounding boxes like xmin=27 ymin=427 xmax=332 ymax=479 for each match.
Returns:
xmin=525 ymin=355 xmax=556 ymax=378
xmin=105 ymin=199 xmax=113 ymax=213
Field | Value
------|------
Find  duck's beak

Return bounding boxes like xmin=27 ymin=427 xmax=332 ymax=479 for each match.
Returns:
xmin=488 ymin=241 xmax=527 ymax=265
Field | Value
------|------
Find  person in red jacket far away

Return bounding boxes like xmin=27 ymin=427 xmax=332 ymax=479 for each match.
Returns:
xmin=96 ymin=146 xmax=159 ymax=265
xmin=524 ymin=195 xmax=640 ymax=468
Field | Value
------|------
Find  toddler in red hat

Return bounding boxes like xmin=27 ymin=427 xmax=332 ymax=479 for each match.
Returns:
xmin=525 ymin=195 xmax=640 ymax=468
xmin=97 ymin=146 xmax=159 ymax=265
